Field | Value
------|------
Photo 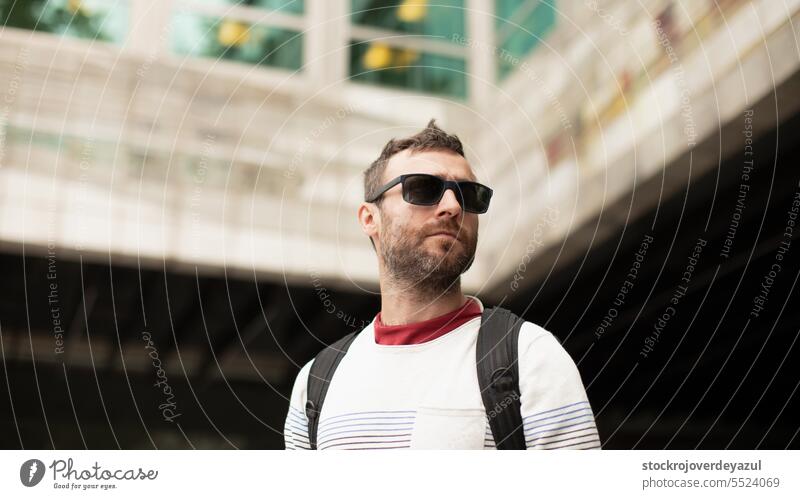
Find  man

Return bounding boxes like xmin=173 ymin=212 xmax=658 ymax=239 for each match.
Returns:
xmin=284 ymin=120 xmax=600 ymax=450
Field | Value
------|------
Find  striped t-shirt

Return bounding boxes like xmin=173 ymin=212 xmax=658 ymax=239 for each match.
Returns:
xmin=284 ymin=297 xmax=601 ymax=450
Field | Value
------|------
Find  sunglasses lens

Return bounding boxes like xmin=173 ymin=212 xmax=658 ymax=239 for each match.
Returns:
xmin=403 ymin=175 xmax=444 ymax=205
xmin=400 ymin=175 xmax=492 ymax=213
xmin=461 ymin=183 xmax=492 ymax=213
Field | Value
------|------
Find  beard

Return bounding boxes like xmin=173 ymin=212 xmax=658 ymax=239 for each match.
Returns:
xmin=379 ymin=212 xmax=477 ymax=298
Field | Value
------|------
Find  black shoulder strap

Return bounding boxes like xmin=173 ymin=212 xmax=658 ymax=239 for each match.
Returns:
xmin=476 ymin=306 xmax=526 ymax=450
xmin=305 ymin=331 xmax=359 ymax=449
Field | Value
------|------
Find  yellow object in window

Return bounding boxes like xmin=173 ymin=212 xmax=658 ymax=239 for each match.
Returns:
xmin=397 ymin=0 xmax=428 ymax=23
xmin=394 ymin=48 xmax=419 ymax=66
xmin=218 ymin=20 xmax=251 ymax=47
xmin=68 ymin=0 xmax=85 ymax=15
xmin=363 ymin=43 xmax=392 ymax=69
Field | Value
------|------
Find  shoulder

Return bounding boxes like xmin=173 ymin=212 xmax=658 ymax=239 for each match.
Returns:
xmin=292 ymin=327 xmax=368 ymax=383
xmin=289 ymin=326 xmax=366 ymax=400
xmin=288 ymin=359 xmax=314 ymax=406
xmin=517 ymin=320 xmax=553 ymax=350
xmin=516 ymin=320 xmax=583 ymax=381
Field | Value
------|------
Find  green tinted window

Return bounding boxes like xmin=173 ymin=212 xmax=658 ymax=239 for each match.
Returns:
xmin=496 ymin=0 xmax=556 ymax=79
xmin=171 ymin=12 xmax=302 ymax=70
xmin=351 ymin=0 xmax=464 ymax=38
xmin=349 ymin=1 xmax=467 ymax=98
xmin=350 ymin=40 xmax=466 ymax=98
xmin=0 ymin=0 xmax=128 ymax=44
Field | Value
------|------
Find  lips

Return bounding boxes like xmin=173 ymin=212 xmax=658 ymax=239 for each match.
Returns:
xmin=428 ymin=231 xmax=458 ymax=240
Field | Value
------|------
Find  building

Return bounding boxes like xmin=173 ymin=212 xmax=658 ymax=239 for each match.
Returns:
xmin=1 ymin=0 xmax=799 ymax=449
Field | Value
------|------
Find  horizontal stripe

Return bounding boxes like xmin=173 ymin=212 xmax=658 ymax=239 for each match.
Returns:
xmin=526 ymin=426 xmax=598 ymax=446
xmin=288 ymin=409 xmax=307 ymax=419
xmin=286 ymin=413 xmax=308 ymax=425
xmin=288 ymin=406 xmax=307 ymax=418
xmin=524 ymin=414 xmax=595 ymax=432
xmin=319 ymin=420 xmax=417 ymax=434
xmin=532 ymin=437 xmax=601 ymax=450
xmin=285 ymin=422 xmax=307 ymax=435
xmin=318 ymin=426 xmax=415 ymax=440
xmin=525 ymin=420 xmax=595 ymax=442
xmin=523 ymin=407 xmax=594 ymax=426
xmin=288 ymin=415 xmax=306 ymax=425
xmin=522 ymin=401 xmax=590 ymax=422
xmin=318 ymin=415 xmax=418 ymax=430
xmin=287 ymin=434 xmax=309 ymax=444
xmin=529 ymin=430 xmax=600 ymax=448
xmin=287 ymin=421 xmax=307 ymax=432
xmin=322 ymin=439 xmax=412 ymax=450
xmin=319 ymin=419 xmax=417 ymax=434
xmin=318 ymin=433 xmax=412 ymax=447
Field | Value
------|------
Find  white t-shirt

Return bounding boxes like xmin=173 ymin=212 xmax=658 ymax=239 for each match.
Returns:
xmin=285 ymin=297 xmax=600 ymax=450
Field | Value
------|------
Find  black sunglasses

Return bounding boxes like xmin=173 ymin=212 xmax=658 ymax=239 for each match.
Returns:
xmin=365 ymin=173 xmax=493 ymax=214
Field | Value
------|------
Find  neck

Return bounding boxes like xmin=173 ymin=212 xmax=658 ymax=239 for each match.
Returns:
xmin=378 ymin=277 xmax=467 ymax=326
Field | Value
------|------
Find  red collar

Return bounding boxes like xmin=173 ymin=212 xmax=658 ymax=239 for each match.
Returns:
xmin=374 ymin=298 xmax=483 ymax=345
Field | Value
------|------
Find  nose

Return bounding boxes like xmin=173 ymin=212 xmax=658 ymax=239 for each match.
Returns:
xmin=436 ymin=186 xmax=463 ymax=218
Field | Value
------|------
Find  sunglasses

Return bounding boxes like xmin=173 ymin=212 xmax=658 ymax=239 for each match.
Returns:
xmin=365 ymin=173 xmax=493 ymax=214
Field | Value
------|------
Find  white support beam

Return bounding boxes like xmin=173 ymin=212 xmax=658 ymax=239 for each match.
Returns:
xmin=126 ymin=0 xmax=174 ymax=56
xmin=466 ymin=0 xmax=497 ymax=111
xmin=305 ymin=0 xmax=350 ymax=91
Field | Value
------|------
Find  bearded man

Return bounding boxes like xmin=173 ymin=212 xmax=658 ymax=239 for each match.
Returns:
xmin=284 ymin=120 xmax=600 ymax=450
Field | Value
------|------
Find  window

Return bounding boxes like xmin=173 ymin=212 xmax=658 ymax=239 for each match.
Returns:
xmin=495 ymin=0 xmax=556 ymax=79
xmin=0 ymin=0 xmax=129 ymax=44
xmin=351 ymin=0 xmax=462 ymax=37
xmin=349 ymin=0 xmax=467 ymax=98
xmin=171 ymin=0 xmax=304 ymax=70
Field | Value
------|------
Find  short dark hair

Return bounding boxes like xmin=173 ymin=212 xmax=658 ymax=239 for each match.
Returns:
xmin=363 ymin=119 xmax=465 ymax=204
xmin=363 ymin=119 xmax=465 ymax=251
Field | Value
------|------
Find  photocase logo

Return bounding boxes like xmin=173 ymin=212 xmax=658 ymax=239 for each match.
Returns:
xmin=20 ymin=459 xmax=45 ymax=487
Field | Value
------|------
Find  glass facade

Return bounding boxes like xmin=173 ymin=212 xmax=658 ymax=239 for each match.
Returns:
xmin=351 ymin=0 xmax=463 ymax=38
xmin=349 ymin=0 xmax=467 ymax=98
xmin=495 ymin=0 xmax=557 ymax=79
xmin=0 ymin=0 xmax=555 ymax=96
xmin=0 ymin=0 xmax=129 ymax=44
xmin=171 ymin=11 xmax=303 ymax=70
xmin=349 ymin=40 xmax=466 ymax=98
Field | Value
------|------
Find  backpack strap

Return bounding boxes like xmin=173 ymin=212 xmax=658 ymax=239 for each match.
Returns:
xmin=476 ymin=306 xmax=526 ymax=450
xmin=305 ymin=331 xmax=359 ymax=450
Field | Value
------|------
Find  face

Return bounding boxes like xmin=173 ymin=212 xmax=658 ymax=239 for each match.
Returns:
xmin=361 ymin=149 xmax=480 ymax=295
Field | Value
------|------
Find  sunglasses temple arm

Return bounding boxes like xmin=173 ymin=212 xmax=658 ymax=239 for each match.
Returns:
xmin=365 ymin=177 xmax=403 ymax=202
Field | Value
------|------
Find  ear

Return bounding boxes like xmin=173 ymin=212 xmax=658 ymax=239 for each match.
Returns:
xmin=358 ymin=202 xmax=380 ymax=241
